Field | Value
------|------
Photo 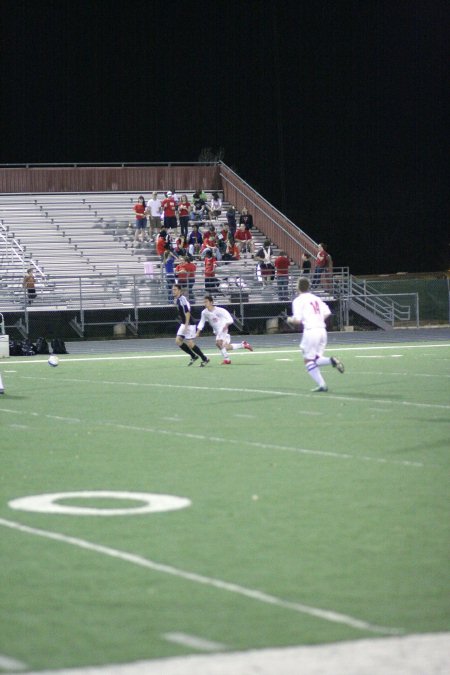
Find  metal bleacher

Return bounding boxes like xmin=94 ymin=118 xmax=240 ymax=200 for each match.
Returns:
xmin=0 ymin=191 xmax=305 ymax=311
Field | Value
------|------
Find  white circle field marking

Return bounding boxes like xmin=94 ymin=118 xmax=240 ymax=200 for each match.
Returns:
xmin=8 ymin=491 xmax=191 ymax=516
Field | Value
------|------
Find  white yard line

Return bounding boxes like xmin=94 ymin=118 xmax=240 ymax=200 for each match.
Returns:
xmin=162 ymin=633 xmax=226 ymax=652
xmin=0 ymin=654 xmax=27 ymax=671
xmin=17 ymin=374 xmax=450 ymax=412
xmin=0 ymin=517 xmax=402 ymax=636
xmin=0 ymin=406 xmax=425 ymax=468
xmin=3 ymin=342 xmax=450 ymax=366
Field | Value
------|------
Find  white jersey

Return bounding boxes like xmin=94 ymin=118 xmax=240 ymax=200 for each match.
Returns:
xmin=198 ymin=306 xmax=234 ymax=335
xmin=292 ymin=292 xmax=331 ymax=330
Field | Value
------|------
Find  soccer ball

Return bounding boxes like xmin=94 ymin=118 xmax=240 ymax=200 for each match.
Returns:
xmin=48 ymin=355 xmax=59 ymax=367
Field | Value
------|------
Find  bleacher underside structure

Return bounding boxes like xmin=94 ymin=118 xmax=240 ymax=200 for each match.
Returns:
xmin=0 ymin=163 xmax=418 ymax=339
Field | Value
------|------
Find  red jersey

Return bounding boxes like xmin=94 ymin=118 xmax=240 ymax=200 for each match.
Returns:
xmin=178 ymin=200 xmax=190 ymax=217
xmin=204 ymin=257 xmax=217 ymax=277
xmin=156 ymin=236 xmax=167 ymax=256
xmin=184 ymin=261 xmax=196 ymax=279
xmin=134 ymin=203 xmax=146 ymax=219
xmin=175 ymin=263 xmax=188 ymax=283
xmin=161 ymin=198 xmax=176 ymax=218
xmin=316 ymin=249 xmax=329 ymax=268
xmin=235 ymin=228 xmax=251 ymax=241
xmin=274 ymin=255 xmax=290 ymax=275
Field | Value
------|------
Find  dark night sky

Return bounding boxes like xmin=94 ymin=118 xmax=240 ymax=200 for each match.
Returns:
xmin=1 ymin=0 xmax=448 ymax=274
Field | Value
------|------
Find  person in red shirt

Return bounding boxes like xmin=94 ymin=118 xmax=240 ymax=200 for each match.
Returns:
xmin=234 ymin=223 xmax=254 ymax=255
xmin=133 ymin=195 xmax=147 ymax=245
xmin=204 ymin=249 xmax=219 ymax=292
xmin=178 ymin=194 xmax=190 ymax=238
xmin=175 ymin=256 xmax=190 ymax=291
xmin=184 ymin=254 xmax=197 ymax=301
xmin=222 ymin=236 xmax=240 ymax=262
xmin=161 ymin=191 xmax=177 ymax=231
xmin=311 ymin=243 xmax=329 ymax=289
xmin=274 ymin=250 xmax=291 ymax=300
xmin=156 ymin=229 xmax=169 ymax=260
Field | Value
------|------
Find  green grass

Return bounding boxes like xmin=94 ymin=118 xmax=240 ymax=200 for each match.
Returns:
xmin=0 ymin=340 xmax=449 ymax=671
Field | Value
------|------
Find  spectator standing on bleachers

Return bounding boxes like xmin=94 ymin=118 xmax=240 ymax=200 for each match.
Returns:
xmin=188 ymin=223 xmax=203 ymax=257
xmin=226 ymin=205 xmax=237 ymax=237
xmin=235 ymin=223 xmax=254 ymax=256
xmin=163 ymin=246 xmax=178 ymax=302
xmin=311 ymin=243 xmax=330 ymax=289
xmin=175 ymin=255 xmax=190 ymax=294
xmin=203 ymin=249 xmax=219 ymax=292
xmin=274 ymin=251 xmax=291 ymax=300
xmin=301 ymin=252 xmax=312 ymax=276
xmin=161 ymin=191 xmax=177 ymax=231
xmin=178 ymin=194 xmax=191 ymax=238
xmin=156 ymin=229 xmax=170 ymax=262
xmin=133 ymin=195 xmax=147 ymax=245
xmin=210 ymin=192 xmax=222 ymax=219
xmin=147 ymin=192 xmax=161 ymax=240
xmin=23 ymin=268 xmax=37 ymax=304
xmin=255 ymin=239 xmax=275 ymax=285
xmin=239 ymin=207 xmax=253 ymax=231
xmin=184 ymin=254 xmax=197 ymax=302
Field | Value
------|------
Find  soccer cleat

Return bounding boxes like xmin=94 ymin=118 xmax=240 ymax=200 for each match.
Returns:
xmin=242 ymin=340 xmax=253 ymax=352
xmin=331 ymin=357 xmax=345 ymax=373
xmin=199 ymin=358 xmax=210 ymax=367
xmin=311 ymin=385 xmax=328 ymax=392
xmin=187 ymin=356 xmax=199 ymax=366
xmin=221 ymin=359 xmax=231 ymax=365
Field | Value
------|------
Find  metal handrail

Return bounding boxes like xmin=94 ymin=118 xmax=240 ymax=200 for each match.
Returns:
xmin=219 ymin=162 xmax=318 ymax=255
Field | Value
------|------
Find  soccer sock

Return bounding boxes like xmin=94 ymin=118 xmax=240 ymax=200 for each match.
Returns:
xmin=179 ymin=343 xmax=197 ymax=358
xmin=0 ymin=372 xmax=4 ymax=393
xmin=316 ymin=356 xmax=332 ymax=366
xmin=230 ymin=343 xmax=243 ymax=350
xmin=220 ymin=347 xmax=230 ymax=359
xmin=306 ymin=361 xmax=326 ymax=387
xmin=192 ymin=345 xmax=207 ymax=361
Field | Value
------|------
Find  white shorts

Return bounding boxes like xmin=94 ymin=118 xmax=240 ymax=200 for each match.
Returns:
xmin=300 ymin=327 xmax=327 ymax=360
xmin=177 ymin=324 xmax=197 ymax=340
xmin=215 ymin=330 xmax=231 ymax=345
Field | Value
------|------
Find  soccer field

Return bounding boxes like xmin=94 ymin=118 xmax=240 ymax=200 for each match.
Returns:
xmin=1 ymin=334 xmax=449 ymax=674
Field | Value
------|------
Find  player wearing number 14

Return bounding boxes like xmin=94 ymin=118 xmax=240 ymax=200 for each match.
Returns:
xmin=287 ymin=277 xmax=344 ymax=391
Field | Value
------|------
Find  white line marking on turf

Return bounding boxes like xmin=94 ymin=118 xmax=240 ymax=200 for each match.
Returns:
xmin=0 ymin=517 xmax=402 ymax=635
xmin=0 ymin=654 xmax=27 ymax=670
xmin=355 ymin=355 xmax=403 ymax=358
xmin=16 ymin=375 xmax=450 ymax=412
xmin=163 ymin=633 xmax=226 ymax=652
xmin=4 ymin=342 xmax=450 ymax=365
xmin=0 ymin=407 xmax=428 ymax=467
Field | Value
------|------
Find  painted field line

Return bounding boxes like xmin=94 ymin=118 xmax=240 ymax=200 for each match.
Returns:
xmin=163 ymin=632 xmax=226 ymax=652
xmin=0 ymin=406 xmax=425 ymax=467
xmin=3 ymin=341 xmax=450 ymax=365
xmin=102 ymin=422 xmax=425 ymax=468
xmin=0 ymin=517 xmax=402 ymax=636
xmin=18 ymin=375 xmax=450 ymax=412
xmin=0 ymin=653 xmax=27 ymax=671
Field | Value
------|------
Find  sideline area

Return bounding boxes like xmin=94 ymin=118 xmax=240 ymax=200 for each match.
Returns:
xmin=18 ymin=633 xmax=450 ymax=675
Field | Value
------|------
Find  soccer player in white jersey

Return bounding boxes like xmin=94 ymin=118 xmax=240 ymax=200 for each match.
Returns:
xmin=196 ymin=295 xmax=253 ymax=364
xmin=287 ymin=277 xmax=344 ymax=391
